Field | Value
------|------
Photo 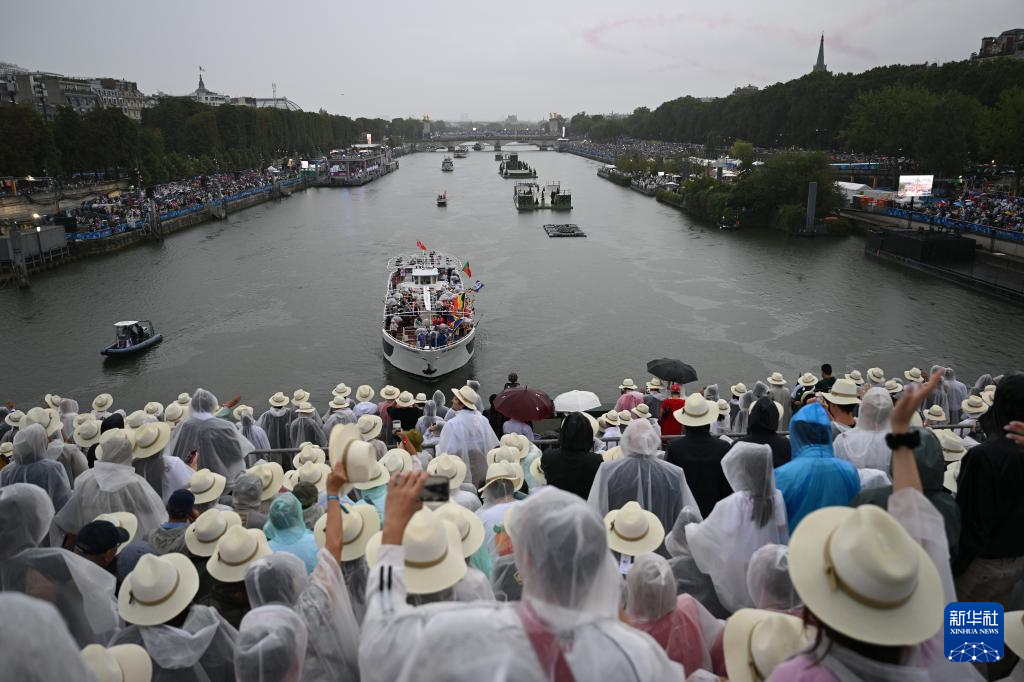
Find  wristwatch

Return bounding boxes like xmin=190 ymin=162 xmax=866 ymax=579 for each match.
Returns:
xmin=885 ymin=431 xmax=921 ymax=450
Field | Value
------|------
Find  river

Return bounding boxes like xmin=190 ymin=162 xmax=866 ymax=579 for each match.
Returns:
xmin=3 ymin=146 xmax=1021 ymax=410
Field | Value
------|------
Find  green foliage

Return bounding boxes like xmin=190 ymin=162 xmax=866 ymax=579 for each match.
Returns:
xmin=0 ymin=107 xmax=59 ymax=177
xmin=655 ymin=188 xmax=684 ymax=207
xmin=733 ymin=151 xmax=841 ymax=225
xmin=729 ymin=139 xmax=754 ymax=169
xmin=678 ymin=176 xmax=735 ymax=223
xmin=980 ymin=86 xmax=1024 ymax=191
xmin=772 ymin=204 xmax=807 ymax=233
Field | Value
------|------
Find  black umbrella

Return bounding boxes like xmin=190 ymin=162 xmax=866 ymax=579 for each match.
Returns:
xmin=646 ymin=358 xmax=699 ymax=385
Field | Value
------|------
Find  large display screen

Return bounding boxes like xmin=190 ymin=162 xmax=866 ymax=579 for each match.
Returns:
xmin=897 ymin=175 xmax=934 ymax=198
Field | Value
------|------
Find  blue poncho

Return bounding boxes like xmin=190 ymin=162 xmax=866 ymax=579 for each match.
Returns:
xmin=774 ymin=403 xmax=860 ymax=533
xmin=264 ymin=492 xmax=320 ymax=574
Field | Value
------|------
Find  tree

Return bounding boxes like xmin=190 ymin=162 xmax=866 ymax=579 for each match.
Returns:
xmin=729 ymin=140 xmax=754 ymax=169
xmin=980 ymin=87 xmax=1024 ymax=193
xmin=0 ymin=107 xmax=59 ymax=177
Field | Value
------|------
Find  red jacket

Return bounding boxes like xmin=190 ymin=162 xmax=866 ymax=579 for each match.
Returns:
xmin=658 ymin=397 xmax=686 ymax=436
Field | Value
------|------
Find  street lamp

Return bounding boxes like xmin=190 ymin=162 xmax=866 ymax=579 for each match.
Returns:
xmin=35 ymin=224 xmax=42 ymax=260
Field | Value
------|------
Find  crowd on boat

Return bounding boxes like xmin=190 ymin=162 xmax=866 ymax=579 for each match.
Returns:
xmin=0 ymin=360 xmax=1021 ymax=681
xmin=384 ymin=272 xmax=474 ymax=349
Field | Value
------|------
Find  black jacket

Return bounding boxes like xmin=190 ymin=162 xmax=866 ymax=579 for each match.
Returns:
xmin=740 ymin=397 xmax=792 ymax=468
xmin=540 ymin=412 xmax=603 ymax=500
xmin=954 ymin=373 xmax=1024 ymax=575
xmin=664 ymin=426 xmax=733 ymax=518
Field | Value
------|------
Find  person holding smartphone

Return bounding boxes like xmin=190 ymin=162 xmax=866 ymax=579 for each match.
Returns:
xmin=386 ymin=392 xmax=422 ymax=447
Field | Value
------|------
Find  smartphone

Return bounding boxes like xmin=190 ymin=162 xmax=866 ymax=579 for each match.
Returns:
xmin=392 ymin=420 xmax=403 ymax=434
xmin=419 ymin=475 xmax=451 ymax=503
xmin=186 ymin=449 xmax=200 ymax=466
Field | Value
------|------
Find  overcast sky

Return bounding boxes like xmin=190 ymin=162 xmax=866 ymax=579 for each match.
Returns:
xmin=3 ymin=0 xmax=1019 ymax=121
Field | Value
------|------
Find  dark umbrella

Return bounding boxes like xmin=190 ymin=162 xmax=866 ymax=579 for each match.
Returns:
xmin=493 ymin=386 xmax=555 ymax=422
xmin=646 ymin=358 xmax=699 ymax=385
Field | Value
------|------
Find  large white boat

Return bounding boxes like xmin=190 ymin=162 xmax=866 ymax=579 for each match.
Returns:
xmin=382 ymin=251 xmax=477 ymax=378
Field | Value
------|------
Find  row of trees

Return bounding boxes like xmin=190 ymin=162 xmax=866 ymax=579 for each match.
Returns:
xmin=0 ymin=97 xmax=426 ymax=183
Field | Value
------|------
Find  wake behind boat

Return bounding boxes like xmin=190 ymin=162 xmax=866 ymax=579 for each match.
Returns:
xmin=382 ymin=251 xmax=477 ymax=377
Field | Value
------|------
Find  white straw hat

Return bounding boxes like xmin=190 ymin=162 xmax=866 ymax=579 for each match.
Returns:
xmin=380 ymin=448 xmax=414 ymax=476
xmin=328 ymin=425 xmax=378 ymax=490
xmin=328 ymin=395 xmax=351 ymax=410
xmin=4 ymin=410 xmax=23 ymax=428
xmin=96 ymin=429 xmax=135 ymax=461
xmin=478 ymin=460 xmax=522 ymax=493
xmin=268 ymin=392 xmax=289 ymax=408
xmin=291 ymin=389 xmax=311 ymax=406
xmin=292 ymin=445 xmax=327 ymax=468
xmin=717 ymin=399 xmax=732 ymax=417
xmin=332 ymin=383 xmax=352 ymax=398
xmin=43 ymin=393 xmax=62 ymax=410
xmin=724 ymin=609 xmax=815 ymax=682
xmin=788 ymin=504 xmax=943 ymax=646
xmin=903 ymin=367 xmax=925 ymax=383
xmin=604 ymin=501 xmax=665 ymax=556
xmin=798 ymin=372 xmax=819 ymax=388
xmin=124 ymin=410 xmax=149 ymax=432
xmin=364 ymin=508 xmax=468 ymax=594
xmin=617 ymin=410 xmax=633 ymax=425
xmin=207 ymin=525 xmax=272 ymax=583
xmin=451 ymin=385 xmax=480 ymax=411
xmin=602 ymin=446 xmax=624 ymax=462
xmin=603 ymin=410 xmax=620 ymax=427
xmin=646 ymin=377 xmax=664 ymax=390
xmin=355 ymin=385 xmax=375 ymax=402
xmin=118 ymin=553 xmax=199 ymax=626
xmin=499 ymin=433 xmax=530 ymax=459
xmin=619 ymin=378 xmax=638 ymax=390
xmin=436 ymin=502 xmax=485 ymax=557
xmin=357 ymin=414 xmax=383 ymax=441
xmin=884 ymin=380 xmax=904 ymax=396
xmin=132 ymin=422 xmax=172 ymax=459
xmin=352 ymin=460 xmax=391 ymax=491
xmin=23 ymin=406 xmax=62 ymax=437
xmin=673 ymin=394 xmax=718 ymax=427
xmin=395 ymin=391 xmax=416 ymax=408
xmin=845 ymin=370 xmax=864 ymax=385
xmin=232 ymin=404 xmax=253 ymax=421
xmin=144 ymin=401 xmax=164 ymax=418
xmin=529 ymin=456 xmax=546 ymax=485
xmin=822 ymin=379 xmax=862 ymax=406
xmin=731 ymin=382 xmax=748 ymax=398
xmin=294 ymin=402 xmax=315 ymax=415
xmin=961 ymin=395 xmax=989 ymax=417
xmin=189 ymin=468 xmax=227 ymax=505
xmin=175 ymin=393 xmax=190 ymax=406
xmin=414 ymin=392 xmax=428 ymax=404
xmin=284 ymin=461 xmax=332 ymax=492
xmin=313 ymin=502 xmax=380 ymax=560
xmin=487 ymin=445 xmax=525 ymax=466
xmin=185 ymin=508 xmax=242 ymax=557
xmin=766 ymin=372 xmax=786 ymax=386
xmin=944 ymin=460 xmax=961 ymax=494
xmin=247 ymin=462 xmax=285 ymax=501
xmin=74 ymin=413 xmax=96 ymax=428
xmin=866 ymin=367 xmax=886 ymax=384
xmin=0 ymin=442 xmax=12 ymax=459
xmin=94 ymin=512 xmax=138 ymax=554
xmin=923 ymin=405 xmax=947 ymax=423
xmin=163 ymin=402 xmax=184 ymax=424
xmin=74 ymin=419 xmax=103 ymax=448
xmin=427 ymin=454 xmax=468 ymax=490
xmin=632 ymin=404 xmax=653 ymax=420
xmin=81 ymin=643 xmax=152 ymax=682
xmin=380 ymin=385 xmax=401 ymax=401
xmin=92 ymin=393 xmax=114 ymax=412
xmin=934 ymin=429 xmax=967 ymax=462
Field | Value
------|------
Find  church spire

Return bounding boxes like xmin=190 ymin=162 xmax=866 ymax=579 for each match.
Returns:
xmin=813 ymin=33 xmax=827 ymax=73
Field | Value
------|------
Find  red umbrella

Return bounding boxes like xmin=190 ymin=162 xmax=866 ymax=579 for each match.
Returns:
xmin=493 ymin=386 xmax=554 ymax=422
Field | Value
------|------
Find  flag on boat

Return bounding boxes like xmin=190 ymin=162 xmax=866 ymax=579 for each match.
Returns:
xmin=416 ymin=240 xmax=428 ymax=251
xmin=462 ymin=260 xmax=472 ymax=277
xmin=454 ymin=293 xmax=464 ymax=310
xmin=472 ymin=280 xmax=485 ymax=292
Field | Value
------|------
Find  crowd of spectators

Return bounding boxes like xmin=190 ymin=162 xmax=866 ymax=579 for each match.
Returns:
xmin=926 ymin=192 xmax=1024 ymax=232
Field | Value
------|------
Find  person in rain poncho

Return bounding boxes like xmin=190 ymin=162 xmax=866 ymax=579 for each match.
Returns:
xmin=236 ymin=408 xmax=271 ymax=453
xmin=432 ymin=389 xmax=447 ymax=415
xmin=746 ymin=543 xmax=802 ymax=613
xmin=264 ymin=492 xmax=320 ymax=574
xmin=166 ymin=389 xmax=253 ymax=481
xmin=774 ymin=403 xmax=860 ymax=533
xmin=541 ymin=412 xmax=603 ymax=500
xmin=765 ymin=375 xmax=792 ymax=430
xmin=415 ymin=400 xmax=444 ymax=448
xmin=436 ymin=502 xmax=496 ymax=602
xmin=0 ymin=593 xmax=97 ymax=682
xmin=288 ymin=404 xmax=326 ymax=452
xmin=257 ymin=393 xmax=293 ymax=452
xmin=731 ymin=385 xmax=752 ymax=435
xmin=686 ymin=442 xmax=789 ymax=613
xmin=131 ymin=421 xmax=193 ymax=505
xmin=0 ymin=482 xmax=120 ymax=646
xmin=740 ymin=396 xmax=791 ymax=467
xmin=232 ymin=473 xmax=268 ymax=529
xmin=146 ymin=489 xmax=197 ymax=556
xmin=234 ymin=605 xmax=308 ymax=682
xmin=436 ymin=385 xmax=499 ymax=486
xmin=360 ymin=476 xmax=683 ymax=682
xmin=52 ymin=430 xmax=167 ymax=547
xmin=57 ymin=397 xmax=79 ymax=437
xmin=624 ymin=552 xmax=725 ymax=676
xmin=853 ymin=427 xmax=961 ymax=555
xmin=664 ymin=506 xmax=729 ymax=618
xmin=321 ymin=397 xmax=356 ymax=437
xmin=923 ymin=364 xmax=950 ymax=416
xmin=18 ymin=406 xmax=88 ymax=486
xmin=833 ymin=387 xmax=894 ymax=471
xmin=589 ymin=419 xmax=701 ymax=549
xmin=0 ymin=423 xmax=71 ymax=512
xmin=943 ymin=367 xmax=970 ymax=426
xmin=290 ymin=482 xmax=324 ymax=531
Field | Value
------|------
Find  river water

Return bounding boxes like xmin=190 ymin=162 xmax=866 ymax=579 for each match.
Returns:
xmin=3 ymin=146 xmax=1021 ymax=410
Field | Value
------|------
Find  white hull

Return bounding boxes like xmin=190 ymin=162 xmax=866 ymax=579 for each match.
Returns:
xmin=383 ymin=327 xmax=476 ymax=378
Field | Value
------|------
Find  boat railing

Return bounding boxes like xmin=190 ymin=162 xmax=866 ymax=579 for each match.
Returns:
xmin=385 ymin=320 xmax=476 ymax=351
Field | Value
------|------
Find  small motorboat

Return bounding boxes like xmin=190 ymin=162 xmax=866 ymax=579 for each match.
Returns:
xmin=437 ymin=192 xmax=447 ymax=207
xmin=101 ymin=320 xmax=163 ymax=356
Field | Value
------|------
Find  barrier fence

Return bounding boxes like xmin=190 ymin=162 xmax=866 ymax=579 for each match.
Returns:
xmin=885 ymin=207 xmax=1024 ymax=243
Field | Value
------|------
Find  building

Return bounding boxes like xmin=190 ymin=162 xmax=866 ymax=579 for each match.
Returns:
xmin=88 ymin=78 xmax=149 ymax=121
xmin=5 ymin=72 xmax=99 ymax=120
xmin=189 ymin=74 xmax=229 ymax=106
xmin=731 ymin=84 xmax=759 ymax=96
xmin=812 ymin=33 xmax=828 ymax=73
xmin=228 ymin=96 xmax=302 ymax=111
xmin=505 ymin=114 xmax=518 ymax=124
xmin=548 ymin=113 xmax=565 ymax=136
xmin=973 ymin=29 xmax=1024 ymax=60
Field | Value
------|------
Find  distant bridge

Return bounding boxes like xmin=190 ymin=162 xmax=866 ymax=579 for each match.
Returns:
xmin=427 ymin=132 xmax=562 ymax=149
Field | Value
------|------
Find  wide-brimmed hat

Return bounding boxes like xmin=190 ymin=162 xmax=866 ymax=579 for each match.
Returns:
xmin=822 ymin=379 xmax=861 ymax=406
xmin=602 ymin=446 xmax=624 ymax=462
xmin=0 ymin=442 xmax=12 ymax=459
xmin=617 ymin=410 xmax=633 ymax=426
xmin=74 ymin=419 xmax=103 ymax=448
xmin=730 ymin=382 xmax=748 ymax=398
xmin=499 ymin=433 xmax=531 ymax=459
xmin=923 ymin=405 xmax=947 ymax=423
xmin=96 ymin=429 xmax=135 ymax=461
xmin=788 ymin=504 xmax=943 ymax=646
xmin=207 ymin=525 xmax=272 ymax=583
xmin=380 ymin=385 xmax=401 ymax=401
xmin=961 ymin=395 xmax=989 ymax=417
xmin=74 ymin=413 xmax=95 ymax=428
xmin=365 ymin=508 xmax=468 ymax=594
xmin=24 ymin=406 xmax=62 ymax=437
xmin=884 ymin=380 xmax=904 ymax=396
xmin=332 ymin=383 xmax=352 ymax=399
xmin=716 ymin=399 xmax=731 ymax=417
xmin=118 ymin=553 xmax=199 ymax=626
xmin=604 ymin=501 xmax=665 ymax=556
xmin=163 ymin=402 xmax=184 ymax=424
xmin=844 ymin=370 xmax=864 ymax=385
xmin=645 ymin=377 xmax=664 ymax=390
xmin=485 ymin=448 xmax=525 ymax=489
xmin=381 ymin=448 xmax=415 ymax=476
xmin=94 ymin=512 xmax=138 ymax=554
xmin=247 ymin=462 xmax=285 ymax=501
xmin=292 ymin=445 xmax=327 ymax=468
xmin=414 ymin=392 xmax=428 ymax=404
xmin=81 ymin=643 xmax=152 ymax=682
xmin=866 ymin=367 xmax=886 ymax=384
xmin=43 ymin=393 xmax=62 ymax=410
xmin=478 ymin=460 xmax=522 ymax=493
xmin=451 ymin=385 xmax=479 ymax=411
xmin=268 ymin=392 xmax=289 ymax=408
xmin=313 ymin=502 xmax=380 ymax=560
xmin=328 ymin=395 xmax=351 ymax=410
xmin=185 ymin=508 xmax=242 ymax=557
xmin=797 ymin=372 xmax=819 ymax=388
xmin=352 ymin=460 xmax=391 ymax=490
xmin=766 ymin=372 xmax=786 ymax=386
xmin=132 ymin=422 xmax=172 ymax=459
xmin=934 ymin=429 xmax=967 ymax=462
xmin=284 ymin=461 xmax=332 ymax=492
xmin=395 ymin=391 xmax=416 ymax=408
xmin=944 ymin=460 xmax=961 ymax=494
xmin=294 ymin=402 xmax=315 ymax=416
xmin=175 ymin=393 xmax=190 ymax=407
xmin=674 ymin=394 xmax=719 ymax=427
xmin=981 ymin=388 xmax=995 ymax=406
xmin=357 ymin=414 xmax=383 ymax=441
xmin=232 ymin=404 xmax=254 ymax=421
xmin=4 ymin=410 xmax=23 ymax=428
xmin=92 ymin=393 xmax=114 ymax=412
xmin=903 ymin=367 xmax=925 ymax=383
xmin=436 ymin=502 xmax=485 ymax=557
xmin=291 ymin=389 xmax=311 ymax=406
xmin=328 ymin=425 xmax=377 ymax=489
xmin=355 ymin=385 xmax=375 ymax=402
xmin=189 ymin=468 xmax=227 ymax=505
xmin=125 ymin=410 xmax=149 ymax=432
xmin=529 ymin=456 xmax=546 ymax=485
xmin=724 ymin=609 xmax=815 ymax=682
xmin=144 ymin=401 xmax=164 ymax=418
xmin=619 ymin=378 xmax=638 ymax=390
xmin=603 ymin=410 xmax=620 ymax=427
xmin=632 ymin=404 xmax=653 ymax=420
xmin=427 ymin=454 xmax=468 ymax=490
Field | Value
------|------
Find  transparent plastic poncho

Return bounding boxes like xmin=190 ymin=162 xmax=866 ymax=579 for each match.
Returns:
xmin=833 ymin=387 xmax=894 ymax=471
xmin=0 ymin=483 xmax=55 ymax=559
xmin=235 ymin=604 xmax=308 ymax=682
xmin=0 ymin=424 xmax=71 ymax=512
xmin=943 ymin=367 xmax=969 ymax=425
xmin=258 ymin=406 xmax=293 ymax=451
xmin=664 ymin=506 xmax=729 ymax=618
xmin=110 ymin=604 xmax=238 ymax=679
xmin=165 ymin=389 xmax=253 ymax=479
xmin=0 ymin=593 xmax=96 ymax=681
xmin=745 ymin=543 xmax=802 ymax=612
